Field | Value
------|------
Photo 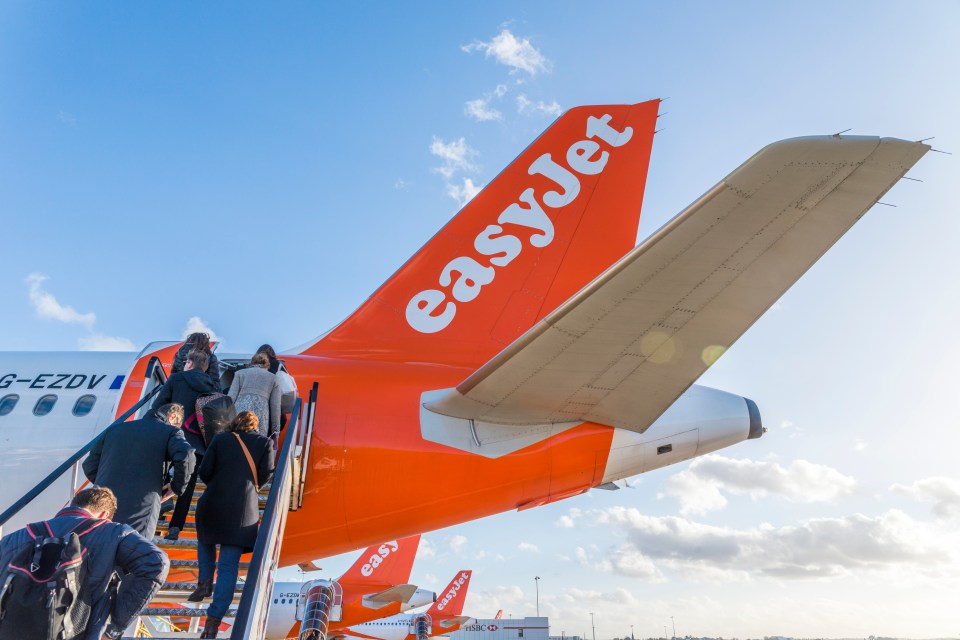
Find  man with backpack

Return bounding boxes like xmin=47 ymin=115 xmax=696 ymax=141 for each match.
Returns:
xmin=0 ymin=486 xmax=169 ymax=640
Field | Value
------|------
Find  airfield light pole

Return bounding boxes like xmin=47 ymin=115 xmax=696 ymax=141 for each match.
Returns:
xmin=670 ymin=616 xmax=675 ymax=640
xmin=663 ymin=626 xmax=668 ymax=640
xmin=630 ymin=625 xmax=634 ymax=640
xmin=535 ymin=576 xmax=541 ymax=617
xmin=590 ymin=612 xmax=596 ymax=640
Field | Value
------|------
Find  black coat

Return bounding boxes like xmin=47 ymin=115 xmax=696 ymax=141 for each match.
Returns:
xmin=83 ymin=417 xmax=195 ymax=538
xmin=171 ymin=343 xmax=222 ymax=390
xmin=196 ymin=430 xmax=274 ymax=552
xmin=152 ymin=369 xmax=218 ymax=453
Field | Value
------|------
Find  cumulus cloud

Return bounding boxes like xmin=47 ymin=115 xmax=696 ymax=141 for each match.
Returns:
xmin=462 ymin=29 xmax=550 ymax=76
xmin=26 ymin=274 xmax=96 ymax=329
xmin=516 ymin=94 xmax=562 ymax=117
xmin=416 ymin=538 xmax=437 ymax=559
xmin=446 ymin=178 xmax=483 ymax=207
xmin=891 ymin=477 xmax=960 ymax=520
xmin=517 ymin=542 xmax=540 ymax=553
xmin=430 ymin=137 xmax=478 ymax=179
xmin=78 ymin=334 xmax=137 ymax=351
xmin=580 ymin=506 xmax=956 ymax=581
xmin=663 ymin=455 xmax=857 ymax=515
xmin=26 ymin=273 xmax=136 ymax=351
xmin=181 ymin=316 xmax=220 ymax=343
xmin=446 ymin=534 xmax=468 ymax=553
xmin=465 ymin=97 xmax=502 ymax=122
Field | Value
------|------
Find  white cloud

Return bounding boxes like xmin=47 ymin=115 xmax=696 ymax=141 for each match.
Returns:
xmin=465 ymin=97 xmax=502 ymax=122
xmin=462 ymin=29 xmax=550 ymax=76
xmin=78 ymin=334 xmax=137 ymax=351
xmin=663 ymin=455 xmax=857 ymax=515
xmin=494 ymin=84 xmax=508 ymax=97
xmin=446 ymin=534 xmax=468 ymax=553
xmin=517 ymin=542 xmax=540 ymax=553
xmin=891 ymin=476 xmax=960 ymax=519
xmin=430 ymin=137 xmax=478 ymax=178
xmin=516 ymin=94 xmax=562 ymax=117
xmin=26 ymin=274 xmax=96 ymax=329
xmin=181 ymin=316 xmax=220 ymax=343
xmin=416 ymin=538 xmax=437 ymax=559
xmin=584 ymin=506 xmax=957 ymax=581
xmin=446 ymin=177 xmax=482 ymax=207
xmin=26 ymin=273 xmax=137 ymax=350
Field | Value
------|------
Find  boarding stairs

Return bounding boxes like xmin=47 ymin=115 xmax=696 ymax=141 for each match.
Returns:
xmin=0 ymin=348 xmax=320 ymax=640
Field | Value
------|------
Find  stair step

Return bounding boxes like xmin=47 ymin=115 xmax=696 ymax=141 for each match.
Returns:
xmin=141 ymin=605 xmax=237 ymax=618
xmin=170 ymin=558 xmax=251 ymax=570
xmin=155 ymin=537 xmax=199 ymax=548
xmin=161 ymin=581 xmax=245 ymax=592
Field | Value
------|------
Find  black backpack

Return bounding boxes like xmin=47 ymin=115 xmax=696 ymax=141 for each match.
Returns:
xmin=0 ymin=519 xmax=105 ymax=640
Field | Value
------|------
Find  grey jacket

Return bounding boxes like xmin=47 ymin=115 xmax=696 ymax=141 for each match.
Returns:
xmin=0 ymin=507 xmax=169 ymax=640
xmin=228 ymin=366 xmax=281 ymax=434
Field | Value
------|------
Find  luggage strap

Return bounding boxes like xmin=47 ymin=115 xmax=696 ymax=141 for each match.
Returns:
xmin=232 ymin=433 xmax=259 ymax=486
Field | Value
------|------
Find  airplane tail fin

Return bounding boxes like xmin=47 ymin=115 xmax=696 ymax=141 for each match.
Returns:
xmin=301 ymin=101 xmax=660 ymax=367
xmin=427 ymin=570 xmax=472 ymax=618
xmin=339 ymin=535 xmax=420 ymax=586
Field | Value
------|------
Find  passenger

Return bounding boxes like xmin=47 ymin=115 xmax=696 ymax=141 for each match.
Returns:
xmin=255 ymin=343 xmax=281 ymax=374
xmin=153 ymin=350 xmax=219 ymax=540
xmin=228 ymin=352 xmax=281 ymax=439
xmin=0 ymin=486 xmax=168 ymax=640
xmin=190 ymin=411 xmax=274 ymax=639
xmin=82 ymin=403 xmax=195 ymax=539
xmin=173 ymin=332 xmax=222 ymax=390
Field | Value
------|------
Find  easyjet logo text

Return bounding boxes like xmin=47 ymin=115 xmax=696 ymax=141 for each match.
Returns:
xmin=405 ymin=114 xmax=633 ymax=334
xmin=360 ymin=541 xmax=399 ymax=577
xmin=436 ymin=572 xmax=470 ymax=611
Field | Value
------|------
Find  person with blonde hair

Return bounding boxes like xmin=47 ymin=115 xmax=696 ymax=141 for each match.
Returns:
xmin=228 ymin=352 xmax=281 ymax=438
xmin=190 ymin=411 xmax=274 ymax=638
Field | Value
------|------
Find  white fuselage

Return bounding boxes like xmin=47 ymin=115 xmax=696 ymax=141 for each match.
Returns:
xmin=0 ymin=351 xmax=137 ymax=532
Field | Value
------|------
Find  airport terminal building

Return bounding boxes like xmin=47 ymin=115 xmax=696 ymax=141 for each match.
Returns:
xmin=449 ymin=617 xmax=550 ymax=640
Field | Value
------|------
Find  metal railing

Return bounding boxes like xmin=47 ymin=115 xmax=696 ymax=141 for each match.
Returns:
xmin=0 ymin=356 xmax=168 ymax=529
xmin=231 ymin=396 xmax=304 ymax=639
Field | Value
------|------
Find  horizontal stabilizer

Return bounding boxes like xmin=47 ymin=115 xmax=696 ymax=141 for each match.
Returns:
xmin=441 ymin=616 xmax=474 ymax=628
xmin=362 ymin=584 xmax=419 ymax=609
xmin=426 ymin=136 xmax=928 ymax=432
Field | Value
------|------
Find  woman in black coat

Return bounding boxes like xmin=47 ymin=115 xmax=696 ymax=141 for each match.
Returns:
xmin=190 ymin=411 xmax=274 ymax=638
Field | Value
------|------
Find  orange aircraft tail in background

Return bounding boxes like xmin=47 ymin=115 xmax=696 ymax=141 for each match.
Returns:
xmin=305 ymin=101 xmax=660 ymax=367
xmin=426 ymin=570 xmax=472 ymax=619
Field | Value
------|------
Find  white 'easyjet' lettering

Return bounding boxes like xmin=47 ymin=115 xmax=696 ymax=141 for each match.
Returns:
xmin=405 ymin=114 xmax=633 ymax=334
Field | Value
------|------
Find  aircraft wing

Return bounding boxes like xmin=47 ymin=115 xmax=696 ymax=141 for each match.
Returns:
xmin=425 ymin=136 xmax=928 ymax=432
xmin=361 ymin=584 xmax=419 ymax=609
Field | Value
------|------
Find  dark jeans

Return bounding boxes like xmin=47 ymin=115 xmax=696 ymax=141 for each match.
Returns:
xmin=197 ymin=542 xmax=243 ymax=620
xmin=169 ymin=453 xmax=202 ymax=531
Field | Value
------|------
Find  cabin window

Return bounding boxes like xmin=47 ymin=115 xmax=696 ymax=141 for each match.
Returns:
xmin=0 ymin=394 xmax=18 ymax=416
xmin=73 ymin=394 xmax=97 ymax=417
xmin=33 ymin=394 xmax=57 ymax=416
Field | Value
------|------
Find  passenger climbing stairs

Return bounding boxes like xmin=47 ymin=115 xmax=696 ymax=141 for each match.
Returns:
xmin=0 ymin=347 xmax=319 ymax=640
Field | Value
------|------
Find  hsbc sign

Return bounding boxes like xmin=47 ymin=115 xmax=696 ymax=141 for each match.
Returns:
xmin=463 ymin=624 xmax=501 ymax=632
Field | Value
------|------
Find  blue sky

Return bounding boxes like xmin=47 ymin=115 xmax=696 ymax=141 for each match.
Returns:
xmin=3 ymin=2 xmax=960 ymax=637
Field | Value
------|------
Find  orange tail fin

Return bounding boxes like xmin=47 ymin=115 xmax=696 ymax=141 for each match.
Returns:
xmin=338 ymin=535 xmax=420 ymax=586
xmin=303 ymin=101 xmax=660 ymax=367
xmin=427 ymin=570 xmax=472 ymax=617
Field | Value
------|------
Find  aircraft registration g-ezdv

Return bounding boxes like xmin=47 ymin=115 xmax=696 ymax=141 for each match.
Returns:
xmin=0 ymin=100 xmax=929 ymax=566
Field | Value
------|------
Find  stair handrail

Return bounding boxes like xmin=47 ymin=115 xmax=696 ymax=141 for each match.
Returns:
xmin=0 ymin=355 xmax=169 ymax=529
xmin=231 ymin=396 xmax=303 ymax=640
xmin=297 ymin=382 xmax=319 ymax=509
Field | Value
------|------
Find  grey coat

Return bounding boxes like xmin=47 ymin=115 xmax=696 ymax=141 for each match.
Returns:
xmin=228 ymin=366 xmax=281 ymax=435
xmin=83 ymin=416 xmax=196 ymax=538
xmin=0 ymin=507 xmax=169 ymax=640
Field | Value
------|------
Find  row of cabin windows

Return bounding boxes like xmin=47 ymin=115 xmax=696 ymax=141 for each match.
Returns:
xmin=0 ymin=394 xmax=97 ymax=418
